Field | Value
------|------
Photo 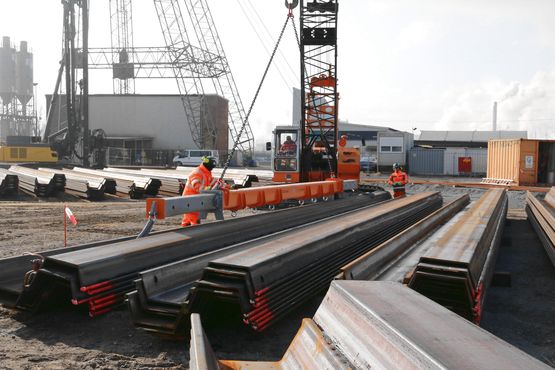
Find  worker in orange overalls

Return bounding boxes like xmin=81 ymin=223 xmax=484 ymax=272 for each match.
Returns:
xmin=181 ymin=156 xmax=220 ymax=227
xmin=388 ymin=163 xmax=409 ymax=198
xmin=280 ymin=135 xmax=297 ymax=155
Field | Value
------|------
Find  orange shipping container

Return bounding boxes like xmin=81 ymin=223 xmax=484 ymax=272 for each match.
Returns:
xmin=487 ymin=139 xmax=555 ymax=186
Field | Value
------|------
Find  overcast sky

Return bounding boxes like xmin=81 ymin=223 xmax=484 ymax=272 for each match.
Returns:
xmin=1 ymin=0 xmax=555 ymax=146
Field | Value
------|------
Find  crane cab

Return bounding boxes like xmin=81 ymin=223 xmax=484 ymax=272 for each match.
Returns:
xmin=271 ymin=126 xmax=301 ymax=183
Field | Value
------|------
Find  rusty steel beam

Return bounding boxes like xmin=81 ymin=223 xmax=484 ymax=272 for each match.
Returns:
xmin=408 ymin=189 xmax=508 ymax=323
xmin=188 ymin=192 xmax=443 ymax=332
xmin=126 ymin=191 xmax=391 ymax=337
xmin=526 ymin=189 xmax=555 ymax=266
xmin=190 ymin=281 xmax=550 ymax=370
xmin=339 ymin=193 xmax=470 ymax=281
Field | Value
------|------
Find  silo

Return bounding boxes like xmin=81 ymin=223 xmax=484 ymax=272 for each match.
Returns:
xmin=16 ymin=41 xmax=33 ymax=108
xmin=0 ymin=36 xmax=16 ymax=106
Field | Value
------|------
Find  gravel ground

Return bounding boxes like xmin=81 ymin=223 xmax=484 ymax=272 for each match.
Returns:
xmin=0 ymin=184 xmax=551 ymax=369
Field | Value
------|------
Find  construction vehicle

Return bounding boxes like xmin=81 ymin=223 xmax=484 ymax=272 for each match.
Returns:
xmin=271 ymin=0 xmax=360 ymax=184
xmin=0 ymin=136 xmax=58 ymax=163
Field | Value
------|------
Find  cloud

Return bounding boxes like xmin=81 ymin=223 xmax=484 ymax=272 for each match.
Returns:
xmin=436 ymin=67 xmax=555 ymax=138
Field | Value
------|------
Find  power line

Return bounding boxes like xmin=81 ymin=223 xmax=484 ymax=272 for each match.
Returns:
xmin=236 ymin=0 xmax=294 ymax=91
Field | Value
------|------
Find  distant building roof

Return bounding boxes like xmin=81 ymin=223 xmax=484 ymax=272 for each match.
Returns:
xmin=339 ymin=122 xmax=398 ymax=132
xmin=417 ymin=130 xmax=527 ymax=142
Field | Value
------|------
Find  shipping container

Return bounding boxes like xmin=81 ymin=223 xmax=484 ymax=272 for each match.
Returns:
xmin=487 ymin=139 xmax=555 ymax=186
xmin=444 ymin=147 xmax=487 ymax=176
xmin=408 ymin=147 xmax=444 ymax=175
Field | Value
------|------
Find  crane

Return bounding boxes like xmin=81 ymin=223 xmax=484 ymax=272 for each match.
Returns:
xmin=272 ymin=0 xmax=360 ymax=183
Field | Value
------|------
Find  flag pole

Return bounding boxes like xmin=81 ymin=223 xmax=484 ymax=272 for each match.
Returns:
xmin=64 ymin=204 xmax=67 ymax=247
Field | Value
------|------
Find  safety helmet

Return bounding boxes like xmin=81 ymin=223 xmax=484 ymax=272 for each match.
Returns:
xmin=202 ymin=156 xmax=218 ymax=171
xmin=393 ymin=163 xmax=400 ymax=170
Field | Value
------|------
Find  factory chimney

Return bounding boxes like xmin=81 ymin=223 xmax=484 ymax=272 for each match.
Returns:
xmin=492 ymin=101 xmax=497 ymax=131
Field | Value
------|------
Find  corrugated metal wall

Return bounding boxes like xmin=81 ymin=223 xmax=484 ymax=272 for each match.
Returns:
xmin=408 ymin=148 xmax=444 ymax=175
xmin=444 ymin=148 xmax=487 ymax=175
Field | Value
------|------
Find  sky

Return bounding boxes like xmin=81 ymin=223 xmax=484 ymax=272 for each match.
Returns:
xmin=1 ymin=0 xmax=555 ymax=149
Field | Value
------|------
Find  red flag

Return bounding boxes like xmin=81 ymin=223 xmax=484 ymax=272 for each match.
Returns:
xmin=65 ymin=207 xmax=78 ymax=226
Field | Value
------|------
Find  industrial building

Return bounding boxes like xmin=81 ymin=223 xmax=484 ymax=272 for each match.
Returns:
xmin=0 ymin=36 xmax=37 ymax=142
xmin=409 ymin=130 xmax=528 ymax=176
xmin=44 ymin=94 xmax=229 ymax=165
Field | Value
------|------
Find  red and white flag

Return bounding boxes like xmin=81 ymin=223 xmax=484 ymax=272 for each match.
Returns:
xmin=65 ymin=207 xmax=78 ymax=226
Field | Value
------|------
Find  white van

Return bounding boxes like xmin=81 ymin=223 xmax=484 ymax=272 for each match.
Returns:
xmin=172 ymin=149 xmax=220 ymax=167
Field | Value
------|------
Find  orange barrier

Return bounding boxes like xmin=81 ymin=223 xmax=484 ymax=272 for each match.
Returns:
xmin=223 ymin=179 xmax=343 ymax=211
xmin=146 ymin=179 xmax=345 ymax=219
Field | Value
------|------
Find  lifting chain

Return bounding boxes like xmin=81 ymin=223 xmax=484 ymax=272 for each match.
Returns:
xmin=218 ymin=9 xmax=296 ymax=184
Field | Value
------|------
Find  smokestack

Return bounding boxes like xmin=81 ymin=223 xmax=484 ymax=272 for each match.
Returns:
xmin=492 ymin=101 xmax=497 ymax=131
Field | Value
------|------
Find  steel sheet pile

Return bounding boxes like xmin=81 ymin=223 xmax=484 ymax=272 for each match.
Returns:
xmin=126 ymin=192 xmax=391 ymax=337
xmin=9 ymin=166 xmax=65 ymax=197
xmin=526 ymin=187 xmax=555 ymax=266
xmin=0 ymin=192 xmax=389 ymax=319
xmin=177 ymin=165 xmax=268 ymax=186
xmin=190 ymin=281 xmax=549 ymax=370
xmin=72 ymin=167 xmax=160 ymax=198
xmin=188 ymin=192 xmax=442 ymax=332
xmin=408 ymin=189 xmax=508 ymax=323
xmin=104 ymin=168 xmax=183 ymax=195
xmin=0 ymin=168 xmax=19 ymax=195
xmin=39 ymin=168 xmax=109 ymax=200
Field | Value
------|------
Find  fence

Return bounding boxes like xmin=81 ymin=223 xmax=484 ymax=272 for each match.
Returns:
xmin=105 ymin=147 xmax=177 ymax=167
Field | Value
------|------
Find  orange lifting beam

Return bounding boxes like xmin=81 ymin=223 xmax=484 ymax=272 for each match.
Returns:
xmin=146 ymin=179 xmax=346 ymax=219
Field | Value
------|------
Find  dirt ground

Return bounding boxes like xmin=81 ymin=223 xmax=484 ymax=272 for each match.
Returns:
xmin=0 ymin=184 xmax=552 ymax=369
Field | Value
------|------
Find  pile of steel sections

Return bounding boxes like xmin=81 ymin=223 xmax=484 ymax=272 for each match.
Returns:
xmin=9 ymin=166 xmax=65 ymax=197
xmin=408 ymin=189 xmax=508 ymax=323
xmin=177 ymin=165 xmax=268 ymax=185
xmin=526 ymin=188 xmax=555 ymax=266
xmin=0 ymin=192 xmax=389 ymax=319
xmin=339 ymin=193 xmax=471 ymax=281
xmin=103 ymin=168 xmax=183 ymax=195
xmin=0 ymin=168 xmax=19 ymax=195
xmin=72 ymin=167 xmax=160 ymax=198
xmin=39 ymin=168 xmax=109 ymax=200
xmin=188 ymin=192 xmax=443 ymax=332
xmin=191 ymin=281 xmax=549 ymax=370
xmin=126 ymin=192 xmax=391 ymax=337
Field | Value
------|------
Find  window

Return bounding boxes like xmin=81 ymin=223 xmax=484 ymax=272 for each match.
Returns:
xmin=19 ymin=148 xmax=27 ymax=158
xmin=379 ymin=137 xmax=404 ymax=153
xmin=276 ymin=132 xmax=298 ymax=158
xmin=10 ymin=148 xmax=18 ymax=158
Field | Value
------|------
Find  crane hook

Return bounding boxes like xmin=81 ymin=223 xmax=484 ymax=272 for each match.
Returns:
xmin=285 ymin=0 xmax=299 ymax=10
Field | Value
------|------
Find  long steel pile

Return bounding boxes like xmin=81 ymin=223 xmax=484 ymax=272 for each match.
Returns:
xmin=39 ymin=168 xmax=109 ymax=200
xmin=408 ymin=189 xmax=507 ymax=323
xmin=191 ymin=281 xmax=549 ymax=370
xmin=72 ymin=167 xmax=160 ymax=198
xmin=0 ymin=168 xmax=19 ymax=195
xmin=9 ymin=166 xmax=65 ymax=197
xmin=0 ymin=192 xmax=389 ymax=319
xmin=188 ymin=192 xmax=442 ymax=332
xmin=104 ymin=168 xmax=183 ymax=195
xmin=126 ymin=192 xmax=391 ymax=337
xmin=526 ymin=187 xmax=555 ymax=266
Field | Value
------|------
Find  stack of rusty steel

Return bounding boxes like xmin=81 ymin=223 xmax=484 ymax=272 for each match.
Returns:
xmin=0 ymin=192 xmax=390 ymax=320
xmin=0 ymin=168 xmax=19 ymax=196
xmin=72 ymin=167 xmax=160 ymax=199
xmin=190 ymin=281 xmax=550 ymax=370
xmin=188 ymin=192 xmax=443 ymax=332
xmin=408 ymin=189 xmax=507 ymax=323
xmin=9 ymin=166 xmax=65 ymax=197
xmin=125 ymin=192 xmax=391 ymax=338
xmin=526 ymin=187 xmax=555 ymax=266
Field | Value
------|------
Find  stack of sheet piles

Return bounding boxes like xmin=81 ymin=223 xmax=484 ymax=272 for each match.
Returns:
xmin=408 ymin=189 xmax=508 ymax=323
